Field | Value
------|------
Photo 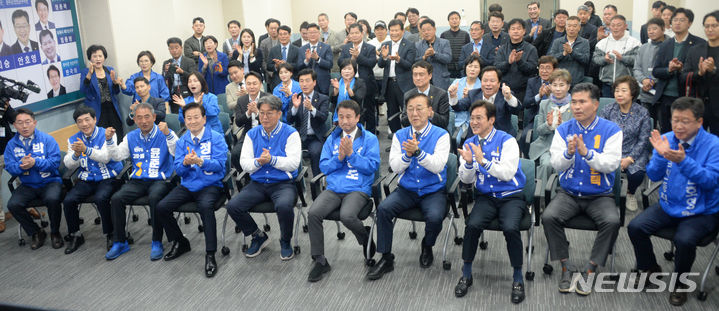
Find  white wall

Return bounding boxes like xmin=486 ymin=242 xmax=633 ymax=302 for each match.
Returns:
xmin=684 ymin=0 xmax=713 ymax=40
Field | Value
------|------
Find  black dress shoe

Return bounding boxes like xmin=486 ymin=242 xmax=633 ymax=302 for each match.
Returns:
xmin=362 ymin=226 xmax=376 ymax=260
xmin=164 ymin=238 xmax=191 ymax=261
xmin=30 ymin=230 xmax=47 ymax=250
xmin=419 ymin=241 xmax=433 ymax=268
xmin=50 ymin=232 xmax=64 ymax=249
xmin=367 ymin=254 xmax=394 ymax=280
xmin=669 ymin=284 xmax=688 ymax=306
xmin=205 ymin=253 xmax=217 ymax=278
xmin=454 ymin=277 xmax=473 ymax=297
xmin=308 ymin=261 xmax=331 ymax=282
xmin=64 ymin=235 xmax=85 ymax=254
xmin=511 ymin=282 xmax=525 ymax=304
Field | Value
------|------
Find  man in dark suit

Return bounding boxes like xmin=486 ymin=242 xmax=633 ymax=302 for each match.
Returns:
xmin=46 ymin=65 xmax=65 ymax=98
xmin=483 ymin=12 xmax=510 ymax=65
xmin=125 ymin=77 xmax=166 ymax=126
xmin=339 ymin=23 xmax=378 ymax=133
xmin=0 ymin=21 xmax=15 ymax=57
xmin=10 ymin=9 xmax=38 ymax=54
xmin=521 ymin=56 xmax=556 ymax=155
xmin=287 ymin=68 xmax=329 ymax=177
xmin=459 ymin=21 xmax=491 ymax=71
xmin=415 ymin=18 xmax=452 ymax=90
xmin=378 ymin=19 xmax=417 ymax=137
xmin=450 ymin=66 xmax=522 ymax=139
xmin=298 ymin=23 xmax=333 ymax=95
xmin=525 ymin=1 xmax=553 ymax=42
xmin=400 ymin=61 xmax=449 ymax=129
xmin=232 ymin=72 xmax=268 ymax=170
xmin=532 ymin=10 xmax=568 ymax=57
xmin=496 ymin=19 xmax=539 ymax=105
xmin=267 ymin=25 xmax=301 ymax=94
xmin=652 ymin=8 xmax=706 ymax=132
xmin=34 ymin=0 xmax=55 ymax=31
xmin=293 ymin=22 xmax=310 ymax=47
xmin=163 ymin=37 xmax=196 ymax=112
xmin=641 ymin=1 xmax=666 ymax=44
xmin=183 ymin=17 xmax=206 ymax=65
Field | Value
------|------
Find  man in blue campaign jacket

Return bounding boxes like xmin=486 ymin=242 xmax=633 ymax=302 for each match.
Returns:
xmin=107 ymin=103 xmax=178 ymax=261
xmin=454 ymin=100 xmax=527 ymax=303
xmin=542 ymin=83 xmax=622 ymax=296
xmin=367 ymin=93 xmax=450 ymax=281
xmin=156 ymin=102 xmax=227 ymax=278
xmin=5 ymin=108 xmax=62 ymax=250
xmin=62 ymin=105 xmax=123 ymax=256
xmin=628 ymin=97 xmax=719 ymax=306
xmin=306 ymin=100 xmax=380 ymax=282
xmin=227 ymin=95 xmax=301 ymax=261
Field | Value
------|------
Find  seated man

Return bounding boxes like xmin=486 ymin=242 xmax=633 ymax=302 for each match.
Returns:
xmin=227 ymin=96 xmax=301 ymax=260
xmin=126 ymin=77 xmax=166 ymax=127
xmin=450 ymin=66 xmax=522 ymax=138
xmin=367 ymin=93 xmax=449 ymax=280
xmin=454 ymin=100 xmax=527 ymax=303
xmin=225 ymin=60 xmax=246 ymax=112
xmin=5 ymin=108 xmax=62 ymax=250
xmin=156 ymin=102 xmax=228 ymax=278
xmin=628 ymin=97 xmax=719 ymax=307
xmin=231 ymin=72 xmax=267 ymax=171
xmin=400 ymin=60 xmax=450 ymax=129
xmin=108 ymin=103 xmax=177 ymax=261
xmin=307 ymin=100 xmax=380 ymax=282
xmin=541 ymin=83 xmax=622 ymax=296
xmin=287 ymin=68 xmax=329 ymax=177
xmin=62 ymin=105 xmax=123 ymax=256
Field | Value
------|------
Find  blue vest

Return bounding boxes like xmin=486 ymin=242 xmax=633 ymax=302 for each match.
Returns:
xmin=321 ymin=124 xmax=380 ymax=195
xmin=175 ymin=127 xmax=227 ymax=191
xmin=466 ymin=128 xmax=525 ymax=198
xmin=396 ymin=123 xmax=448 ymax=196
xmin=69 ymin=126 xmax=123 ymax=181
xmin=247 ymin=122 xmax=299 ymax=183
xmin=126 ymin=125 xmax=174 ymax=181
xmin=3 ymin=129 xmax=61 ymax=188
xmin=556 ymin=117 xmax=621 ymax=196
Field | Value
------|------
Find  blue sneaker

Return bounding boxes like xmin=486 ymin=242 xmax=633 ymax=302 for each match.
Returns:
xmin=105 ymin=241 xmax=130 ymax=260
xmin=150 ymin=241 xmax=163 ymax=261
xmin=280 ymin=240 xmax=294 ymax=260
xmin=245 ymin=233 xmax=269 ymax=258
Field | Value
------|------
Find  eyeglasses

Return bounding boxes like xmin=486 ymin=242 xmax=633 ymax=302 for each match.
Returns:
xmin=705 ymin=23 xmax=719 ymax=30
xmin=469 ymin=116 xmax=486 ymax=122
xmin=259 ymin=111 xmax=276 ymax=117
xmin=406 ymin=107 xmax=426 ymax=114
xmin=672 ymin=18 xmax=688 ymax=23
xmin=14 ymin=120 xmax=33 ymax=126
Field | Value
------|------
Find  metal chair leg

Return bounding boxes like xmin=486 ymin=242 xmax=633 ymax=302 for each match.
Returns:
xmin=441 ymin=215 xmax=454 ymax=270
xmin=526 ymin=225 xmax=535 ymax=281
xmin=221 ymin=211 xmax=230 ymax=256
xmin=335 ymin=221 xmax=345 ymax=240
xmin=700 ymin=242 xmax=719 ymax=294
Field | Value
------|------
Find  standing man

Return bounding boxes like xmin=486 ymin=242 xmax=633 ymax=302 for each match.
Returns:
xmin=405 ymin=8 xmax=420 ymax=34
xmin=307 ymin=100 xmax=380 ymax=282
xmin=366 ymin=93 xmax=449 ymax=280
xmin=378 ymin=19 xmax=417 ymax=140
xmin=287 ymin=69 xmax=329 ymax=177
xmin=339 ymin=23 xmax=378 ymax=133
xmin=634 ymin=18 xmax=666 ymax=116
xmin=495 ymin=19 xmax=539 ymax=104
xmin=0 ymin=100 xmax=15 ymax=233
xmin=597 ymin=5 xmax=618 ymax=41
xmin=441 ymin=11 xmax=470 ymax=79
xmin=163 ymin=37 xmax=196 ymax=112
xmin=592 ymin=15 xmax=641 ymax=97
xmin=532 ymin=10 xmax=569 ymax=57
xmin=4 ymin=108 xmax=62 ymax=250
xmin=222 ymin=20 xmax=242 ymax=56
xmin=155 ymin=102 xmax=228 ymax=278
xmin=415 ymin=18 xmax=452 ymax=91
xmin=259 ymin=18 xmax=281 ymax=85
xmin=294 ymin=22 xmax=310 ymax=47
xmin=683 ymin=10 xmax=719 ymax=135
xmin=183 ymin=17 xmax=206 ymax=65
xmin=267 ymin=25 xmax=301 ymax=93
xmin=525 ymin=1 xmax=552 ymax=42
xmin=641 ymin=1 xmax=667 ymax=44
xmin=108 ymin=103 xmax=177 ymax=261
xmin=483 ymin=12 xmax=509 ymax=65
xmin=297 ymin=24 xmax=333 ymax=95
xmin=548 ymin=16 xmax=590 ymax=86
xmin=459 ymin=21 xmax=490 ymax=69
xmin=62 ymin=105 xmax=123 ymax=256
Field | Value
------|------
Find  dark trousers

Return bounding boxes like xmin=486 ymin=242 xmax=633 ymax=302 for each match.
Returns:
xmin=703 ymin=112 xmax=719 ymax=137
xmin=63 ymin=179 xmax=118 ymax=235
xmin=384 ymin=78 xmax=404 ymax=133
xmin=601 ymin=82 xmax=614 ymax=98
xmin=231 ymin=141 xmax=243 ymax=172
xmin=363 ymin=83 xmax=378 ymax=134
xmin=303 ymin=136 xmax=323 ymax=177
xmin=376 ymin=186 xmax=447 ymax=254
xmin=462 ymin=193 xmax=525 ymax=268
xmin=7 ymin=182 xmax=62 ymax=236
xmin=156 ymin=185 xmax=222 ymax=252
xmin=625 ymin=169 xmax=645 ymax=194
xmin=658 ymin=95 xmax=678 ymax=133
xmin=226 ymin=181 xmax=297 ymax=242
xmin=628 ymin=204 xmax=719 ymax=274
xmin=110 ymin=179 xmax=172 ymax=242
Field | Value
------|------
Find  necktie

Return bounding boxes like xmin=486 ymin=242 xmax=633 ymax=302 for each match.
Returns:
xmin=282 ymin=46 xmax=287 ymax=61
xmin=299 ymin=97 xmax=309 ymax=140
xmin=193 ymin=137 xmax=199 ymax=145
xmin=23 ymin=137 xmax=30 ymax=148
xmin=311 ymin=46 xmax=316 ymax=53
xmin=415 ymin=131 xmax=421 ymax=141
xmin=23 ymin=47 xmax=29 ymax=53
xmin=682 ymin=142 xmax=690 ymax=150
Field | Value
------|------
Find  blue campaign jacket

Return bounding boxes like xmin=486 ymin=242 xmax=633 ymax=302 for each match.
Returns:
xmin=245 ymin=122 xmax=299 ymax=183
xmin=174 ymin=127 xmax=228 ymax=191
xmin=464 ymin=128 xmax=525 ymax=198
xmin=126 ymin=125 xmax=175 ymax=181
xmin=67 ymin=126 xmax=123 ymax=181
xmin=320 ymin=124 xmax=380 ymax=195
xmin=4 ymin=129 xmax=61 ymax=188
xmin=646 ymin=128 xmax=719 ymax=217
xmin=178 ymin=93 xmax=223 ymax=135
xmin=556 ymin=117 xmax=622 ymax=196
xmin=122 ymin=71 xmax=171 ymax=102
xmin=396 ymin=123 xmax=448 ymax=195
xmin=79 ymin=66 xmax=122 ymax=121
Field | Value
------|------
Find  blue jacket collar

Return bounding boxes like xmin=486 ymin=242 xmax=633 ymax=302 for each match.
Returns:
xmin=576 ymin=116 xmax=599 ymax=131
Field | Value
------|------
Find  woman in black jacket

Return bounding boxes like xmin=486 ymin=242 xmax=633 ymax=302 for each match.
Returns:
xmin=330 ymin=59 xmax=366 ymax=125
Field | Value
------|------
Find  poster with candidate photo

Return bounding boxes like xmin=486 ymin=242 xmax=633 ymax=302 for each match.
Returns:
xmin=0 ymin=0 xmax=84 ymax=111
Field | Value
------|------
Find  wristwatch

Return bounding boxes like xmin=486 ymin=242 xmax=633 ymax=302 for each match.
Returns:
xmin=412 ymin=148 xmax=422 ymax=157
